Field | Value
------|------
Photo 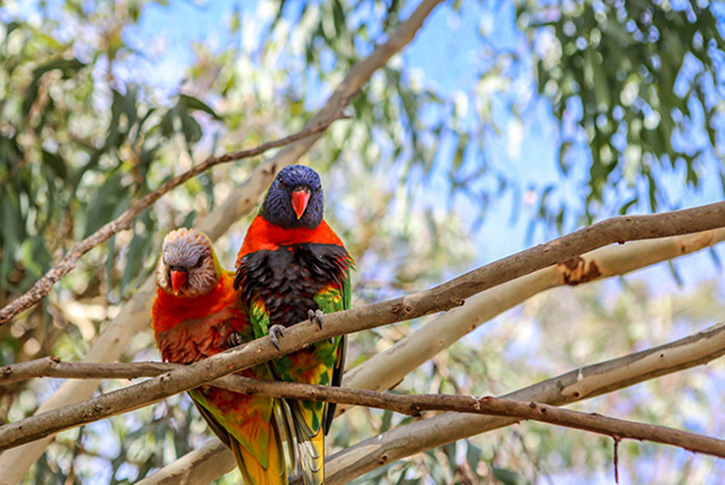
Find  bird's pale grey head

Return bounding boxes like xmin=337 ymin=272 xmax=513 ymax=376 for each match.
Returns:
xmin=156 ymin=228 xmax=219 ymax=297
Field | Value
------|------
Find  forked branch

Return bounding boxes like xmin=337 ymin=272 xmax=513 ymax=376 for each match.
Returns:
xmin=135 ymin=321 xmax=725 ymax=484
xmin=1 ymin=358 xmax=723 ymax=458
xmin=0 ymin=114 xmax=348 ymax=326
xmin=0 ymin=0 xmax=448 ymax=480
xmin=0 ymin=203 xmax=723 ymax=451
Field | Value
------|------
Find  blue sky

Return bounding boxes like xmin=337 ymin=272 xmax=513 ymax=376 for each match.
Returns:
xmin=122 ymin=0 xmax=725 ymax=293
xmin=89 ymin=2 xmax=725 ymax=481
xmin=2 ymin=0 xmax=723 ymax=482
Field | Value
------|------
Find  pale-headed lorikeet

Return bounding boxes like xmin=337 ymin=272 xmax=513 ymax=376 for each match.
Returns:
xmin=151 ymin=227 xmax=292 ymax=485
xmin=234 ymin=165 xmax=354 ymax=484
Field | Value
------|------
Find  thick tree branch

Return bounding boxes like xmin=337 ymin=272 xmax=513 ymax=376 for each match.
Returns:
xmin=2 ymin=358 xmax=724 ymax=460
xmin=0 ymin=115 xmax=348 ymax=326
xmin=135 ymin=227 xmax=725 ymax=482
xmin=326 ymin=322 xmax=725 ymax=483
xmin=139 ymin=321 xmax=725 ymax=484
xmin=134 ymin=440 xmax=228 ymax=485
xmin=0 ymin=203 xmax=723 ymax=452
xmin=341 ymin=227 xmax=725 ymax=406
xmin=0 ymin=1 xmax=446 ymax=479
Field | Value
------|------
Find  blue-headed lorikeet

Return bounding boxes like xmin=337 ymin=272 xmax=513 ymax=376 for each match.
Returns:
xmin=151 ymin=228 xmax=293 ymax=485
xmin=234 ymin=165 xmax=354 ymax=484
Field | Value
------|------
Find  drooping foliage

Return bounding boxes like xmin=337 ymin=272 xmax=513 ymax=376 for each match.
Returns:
xmin=0 ymin=0 xmax=722 ymax=483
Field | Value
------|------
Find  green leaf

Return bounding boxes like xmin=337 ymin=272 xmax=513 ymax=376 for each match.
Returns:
xmin=179 ymin=94 xmax=222 ymax=120
xmin=380 ymin=409 xmax=393 ymax=433
xmin=619 ymin=197 xmax=639 ymax=215
xmin=198 ymin=172 xmax=215 ymax=209
xmin=122 ymin=86 xmax=139 ymax=129
xmin=452 ymin=133 xmax=470 ymax=171
xmin=83 ymin=174 xmax=129 ymax=237
xmin=23 ymin=58 xmax=86 ymax=116
xmin=667 ymin=260 xmax=684 ymax=288
xmin=492 ymin=466 xmax=527 ymax=485
xmin=0 ymin=189 xmax=22 ymax=286
xmin=180 ymin=112 xmax=202 ymax=144
xmin=467 ymin=442 xmax=483 ymax=470
xmin=20 ymin=236 xmax=51 ymax=280
xmin=159 ymin=107 xmax=177 ymax=138
xmin=41 ymin=149 xmax=67 ymax=179
xmin=105 ymin=235 xmax=117 ymax=302
xmin=332 ymin=0 xmax=345 ymax=37
xmin=120 ymin=231 xmax=148 ymax=296
xmin=180 ymin=210 xmax=197 ymax=229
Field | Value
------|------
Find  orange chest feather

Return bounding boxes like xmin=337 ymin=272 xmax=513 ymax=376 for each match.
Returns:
xmin=150 ymin=272 xmax=251 ymax=366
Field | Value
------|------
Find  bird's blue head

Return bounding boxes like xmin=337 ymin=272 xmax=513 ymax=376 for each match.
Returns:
xmin=261 ymin=164 xmax=324 ymax=229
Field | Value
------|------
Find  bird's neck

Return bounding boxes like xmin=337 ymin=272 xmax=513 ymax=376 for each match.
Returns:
xmin=151 ymin=271 xmax=237 ymax=333
xmin=237 ymin=216 xmax=345 ymax=259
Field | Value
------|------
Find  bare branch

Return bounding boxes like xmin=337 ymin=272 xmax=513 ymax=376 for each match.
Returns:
xmin=137 ymin=228 xmax=725 ymax=482
xmin=0 ymin=115 xmax=348 ymax=326
xmin=0 ymin=1 xmax=446 ymax=478
xmin=341 ymin=227 xmax=725 ymax=407
xmin=326 ymin=322 xmax=725 ymax=483
xmin=0 ymin=358 xmax=176 ymax=385
xmin=2 ymin=359 xmax=724 ymax=460
xmin=140 ymin=321 xmax=725 ymax=484
xmin=135 ymin=440 xmax=228 ymax=485
xmin=0 ymin=203 xmax=723 ymax=452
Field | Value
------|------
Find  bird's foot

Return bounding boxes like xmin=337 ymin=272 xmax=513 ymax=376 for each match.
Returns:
xmin=226 ymin=331 xmax=244 ymax=349
xmin=269 ymin=324 xmax=286 ymax=351
xmin=308 ymin=309 xmax=324 ymax=329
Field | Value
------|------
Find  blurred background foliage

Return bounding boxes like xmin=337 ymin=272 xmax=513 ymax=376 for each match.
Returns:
xmin=0 ymin=0 xmax=722 ymax=483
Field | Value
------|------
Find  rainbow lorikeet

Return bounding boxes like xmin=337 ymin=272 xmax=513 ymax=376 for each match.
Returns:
xmin=234 ymin=165 xmax=354 ymax=484
xmin=151 ymin=228 xmax=292 ymax=485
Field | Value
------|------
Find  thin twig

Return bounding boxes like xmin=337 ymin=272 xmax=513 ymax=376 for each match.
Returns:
xmin=0 ymin=204 xmax=724 ymax=450
xmin=0 ymin=0 xmax=446 ymax=479
xmin=139 ymin=321 xmax=725 ymax=484
xmin=0 ymin=113 xmax=348 ymax=325
xmin=613 ymin=437 xmax=621 ymax=484
xmin=325 ymin=321 xmax=725 ymax=483
xmin=135 ymin=229 xmax=725 ymax=484
xmin=0 ymin=358 xmax=176 ymax=385
xmin=341 ymin=227 xmax=725 ymax=407
xmin=1 ymin=358 xmax=724 ymax=459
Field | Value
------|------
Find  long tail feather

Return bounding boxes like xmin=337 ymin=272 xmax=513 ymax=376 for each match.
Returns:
xmin=324 ymin=334 xmax=347 ymax=435
xmin=287 ymin=400 xmax=325 ymax=485
xmin=276 ymin=400 xmax=301 ymax=479
xmin=230 ymin=417 xmax=287 ymax=485
xmin=192 ymin=391 xmax=289 ymax=485
xmin=292 ymin=424 xmax=324 ymax=485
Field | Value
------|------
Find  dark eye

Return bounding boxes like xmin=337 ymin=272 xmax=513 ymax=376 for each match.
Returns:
xmin=194 ymin=256 xmax=203 ymax=268
xmin=277 ymin=179 xmax=287 ymax=189
xmin=315 ymin=187 xmax=322 ymax=194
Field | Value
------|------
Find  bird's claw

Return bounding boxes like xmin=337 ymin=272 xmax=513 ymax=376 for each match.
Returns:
xmin=308 ymin=309 xmax=324 ymax=329
xmin=269 ymin=324 xmax=285 ymax=351
xmin=226 ymin=331 xmax=244 ymax=349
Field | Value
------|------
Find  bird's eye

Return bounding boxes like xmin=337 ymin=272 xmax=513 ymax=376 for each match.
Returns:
xmin=315 ymin=187 xmax=322 ymax=194
xmin=194 ymin=256 xmax=203 ymax=268
xmin=278 ymin=179 xmax=287 ymax=189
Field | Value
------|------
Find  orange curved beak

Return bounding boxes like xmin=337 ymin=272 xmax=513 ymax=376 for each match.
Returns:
xmin=170 ymin=270 xmax=188 ymax=295
xmin=291 ymin=189 xmax=311 ymax=219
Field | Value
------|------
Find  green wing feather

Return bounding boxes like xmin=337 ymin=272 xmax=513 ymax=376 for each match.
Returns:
xmin=322 ymin=270 xmax=350 ymax=434
xmin=247 ymin=270 xmax=350 ymax=485
xmin=190 ymin=380 xmax=289 ymax=485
